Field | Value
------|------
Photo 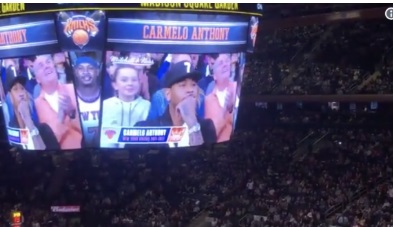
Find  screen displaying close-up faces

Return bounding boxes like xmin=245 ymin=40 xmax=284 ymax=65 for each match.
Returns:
xmin=0 ymin=52 xmax=82 ymax=150
xmin=100 ymin=52 xmax=245 ymax=148
xmin=0 ymin=7 xmax=260 ymax=150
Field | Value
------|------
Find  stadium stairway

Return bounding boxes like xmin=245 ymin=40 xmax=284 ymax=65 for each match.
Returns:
xmin=325 ymin=177 xmax=391 ymax=223
xmin=356 ymin=70 xmax=381 ymax=92
xmin=188 ymin=211 xmax=210 ymax=227
xmin=46 ymin=155 xmax=68 ymax=198
xmin=292 ymin=130 xmax=330 ymax=162
xmin=278 ymin=24 xmax=338 ymax=89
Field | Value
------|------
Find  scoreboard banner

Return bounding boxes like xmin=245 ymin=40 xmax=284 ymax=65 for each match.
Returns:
xmin=0 ymin=3 xmax=263 ymax=151
xmin=0 ymin=3 xmax=263 ymax=17
xmin=0 ymin=14 xmax=59 ymax=58
xmin=107 ymin=13 xmax=249 ymax=53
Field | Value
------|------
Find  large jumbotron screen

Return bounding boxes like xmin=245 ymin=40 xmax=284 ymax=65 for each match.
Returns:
xmin=0 ymin=3 xmax=262 ymax=150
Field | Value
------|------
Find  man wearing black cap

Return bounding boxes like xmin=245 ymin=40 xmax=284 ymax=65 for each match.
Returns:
xmin=6 ymin=76 xmax=60 ymax=150
xmin=73 ymin=56 xmax=101 ymax=147
xmin=135 ymin=60 xmax=217 ymax=147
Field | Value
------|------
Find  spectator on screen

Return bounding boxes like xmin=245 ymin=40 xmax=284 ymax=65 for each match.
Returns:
xmin=0 ymin=86 xmax=10 ymax=126
xmin=102 ymin=64 xmax=151 ymax=127
xmin=73 ymin=57 xmax=102 ymax=148
xmin=204 ymin=53 xmax=237 ymax=143
xmin=7 ymin=76 xmax=59 ymax=150
xmin=53 ymin=52 xmax=73 ymax=84
xmin=2 ymin=59 xmax=19 ymax=93
xmin=205 ymin=53 xmax=241 ymax=95
xmin=144 ymin=53 xmax=163 ymax=97
xmin=101 ymin=65 xmax=150 ymax=148
xmin=135 ymin=60 xmax=217 ymax=147
xmin=128 ymin=52 xmax=153 ymax=101
xmin=147 ymin=54 xmax=205 ymax=121
xmin=101 ymin=51 xmax=121 ymax=100
xmin=33 ymin=54 xmax=82 ymax=150
xmin=197 ymin=54 xmax=217 ymax=94
xmin=20 ymin=57 xmax=39 ymax=98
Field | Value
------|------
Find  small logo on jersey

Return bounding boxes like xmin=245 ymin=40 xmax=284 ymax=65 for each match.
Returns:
xmin=168 ymin=127 xmax=186 ymax=143
xmin=105 ymin=129 xmax=116 ymax=139
xmin=250 ymin=17 xmax=259 ymax=48
xmin=20 ymin=129 xmax=28 ymax=144
xmin=58 ymin=11 xmax=104 ymax=49
xmin=385 ymin=7 xmax=393 ymax=20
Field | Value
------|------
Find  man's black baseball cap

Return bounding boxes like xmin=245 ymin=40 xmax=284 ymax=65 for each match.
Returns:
xmin=164 ymin=61 xmax=201 ymax=88
xmin=8 ymin=76 xmax=27 ymax=91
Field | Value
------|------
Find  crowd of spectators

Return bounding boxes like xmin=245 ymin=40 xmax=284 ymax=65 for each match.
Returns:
xmin=207 ymin=127 xmax=392 ymax=227
xmin=0 ymin=4 xmax=393 ymax=227
xmin=331 ymin=182 xmax=392 ymax=227
xmin=244 ymin=18 xmax=392 ymax=95
xmin=263 ymin=3 xmax=389 ymax=20
xmin=0 ymin=102 xmax=392 ymax=227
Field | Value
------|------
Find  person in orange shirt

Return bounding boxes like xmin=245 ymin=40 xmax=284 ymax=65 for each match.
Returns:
xmin=33 ymin=54 xmax=82 ymax=150
xmin=204 ymin=54 xmax=237 ymax=143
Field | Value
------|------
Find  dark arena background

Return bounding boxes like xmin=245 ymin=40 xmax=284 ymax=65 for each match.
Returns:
xmin=0 ymin=3 xmax=393 ymax=227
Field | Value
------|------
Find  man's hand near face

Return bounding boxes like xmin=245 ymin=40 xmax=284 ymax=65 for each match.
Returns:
xmin=176 ymin=96 xmax=198 ymax=128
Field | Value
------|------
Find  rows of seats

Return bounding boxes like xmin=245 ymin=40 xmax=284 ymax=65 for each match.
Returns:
xmin=0 ymin=103 xmax=391 ymax=226
xmin=244 ymin=19 xmax=392 ymax=95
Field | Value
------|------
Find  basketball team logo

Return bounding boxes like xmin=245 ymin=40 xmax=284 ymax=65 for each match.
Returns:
xmin=168 ymin=127 xmax=186 ymax=143
xmin=104 ymin=129 xmax=116 ymax=139
xmin=58 ymin=11 xmax=105 ymax=49
xmin=250 ymin=17 xmax=259 ymax=48
xmin=20 ymin=129 xmax=28 ymax=144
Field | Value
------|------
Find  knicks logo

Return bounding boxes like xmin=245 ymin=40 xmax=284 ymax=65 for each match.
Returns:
xmin=104 ymin=129 xmax=116 ymax=139
xmin=20 ymin=129 xmax=28 ymax=144
xmin=168 ymin=127 xmax=186 ymax=143
xmin=63 ymin=15 xmax=99 ymax=48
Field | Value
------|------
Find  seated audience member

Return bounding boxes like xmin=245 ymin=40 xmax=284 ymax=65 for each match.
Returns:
xmin=101 ymin=65 xmax=151 ymax=148
xmin=147 ymin=54 xmax=205 ymax=120
xmin=7 ymin=76 xmax=60 ymax=150
xmin=135 ymin=60 xmax=217 ymax=147
xmin=33 ymin=54 xmax=82 ymax=150
xmin=204 ymin=54 xmax=237 ymax=143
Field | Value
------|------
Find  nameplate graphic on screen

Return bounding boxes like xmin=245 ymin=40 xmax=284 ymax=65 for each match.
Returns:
xmin=107 ymin=18 xmax=249 ymax=52
xmin=57 ymin=11 xmax=105 ymax=50
xmin=101 ymin=127 xmax=189 ymax=144
xmin=0 ymin=14 xmax=59 ymax=58
xmin=7 ymin=127 xmax=28 ymax=144
xmin=0 ymin=21 xmax=57 ymax=49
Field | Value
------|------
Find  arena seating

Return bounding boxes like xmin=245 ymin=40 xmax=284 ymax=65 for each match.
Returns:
xmin=0 ymin=102 xmax=392 ymax=226
xmin=0 ymin=4 xmax=393 ymax=227
xmin=244 ymin=19 xmax=392 ymax=95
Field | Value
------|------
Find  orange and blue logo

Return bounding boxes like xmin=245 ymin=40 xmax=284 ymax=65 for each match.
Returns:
xmin=168 ymin=127 xmax=186 ymax=143
xmin=20 ymin=129 xmax=28 ymax=144
xmin=59 ymin=11 xmax=104 ymax=49
xmin=104 ymin=129 xmax=116 ymax=139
